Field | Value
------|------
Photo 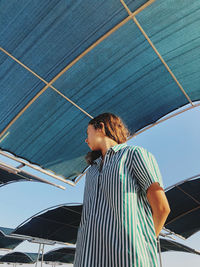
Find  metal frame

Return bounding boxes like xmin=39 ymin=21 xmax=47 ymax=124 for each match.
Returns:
xmin=0 ymin=228 xmax=56 ymax=246
xmin=0 ymin=0 xmax=156 ymax=187
xmin=0 ymin=251 xmax=38 ymax=265
xmin=127 ymin=102 xmax=200 ymax=141
xmin=0 ymin=150 xmax=74 ymax=187
xmin=35 ymin=244 xmax=41 ymax=267
xmin=0 ymin=0 xmax=155 ymax=139
xmin=157 ymin=237 xmax=163 ymax=267
xmin=162 ymin=227 xmax=186 ymax=240
xmin=0 ymin=204 xmax=81 ymax=249
xmin=41 ymin=246 xmax=76 ymax=266
xmin=163 ymin=174 xmax=200 ymax=239
xmin=0 ymin=161 xmax=65 ymax=190
xmin=120 ymin=0 xmax=193 ymax=106
xmin=13 ymin=203 xmax=82 ymax=230
xmin=10 ymin=203 xmax=82 ymax=247
xmin=165 ymin=173 xmax=200 ymax=192
xmin=0 ymin=0 xmax=199 ymax=186
xmin=1 ymin=102 xmax=200 ymax=186
xmin=1 ymin=229 xmax=71 ymax=247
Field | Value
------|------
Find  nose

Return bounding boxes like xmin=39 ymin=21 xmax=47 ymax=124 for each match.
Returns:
xmin=85 ymin=138 xmax=88 ymax=143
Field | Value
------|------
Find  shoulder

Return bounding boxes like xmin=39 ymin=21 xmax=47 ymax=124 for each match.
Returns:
xmin=126 ymin=144 xmax=149 ymax=154
xmin=125 ymin=145 xmax=155 ymax=161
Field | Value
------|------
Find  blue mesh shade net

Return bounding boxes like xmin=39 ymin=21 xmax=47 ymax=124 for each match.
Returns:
xmin=0 ymin=0 xmax=200 ymax=182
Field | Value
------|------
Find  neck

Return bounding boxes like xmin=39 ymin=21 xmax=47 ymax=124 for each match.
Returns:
xmin=100 ymin=138 xmax=118 ymax=159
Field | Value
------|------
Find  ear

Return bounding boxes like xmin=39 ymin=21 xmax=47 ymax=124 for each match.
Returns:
xmin=99 ymin=122 xmax=106 ymax=135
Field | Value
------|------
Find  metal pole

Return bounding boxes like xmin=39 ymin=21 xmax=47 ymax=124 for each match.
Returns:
xmin=35 ymin=243 xmax=41 ymax=267
xmin=163 ymin=227 xmax=186 ymax=240
xmin=41 ymin=244 xmax=45 ymax=267
xmin=157 ymin=236 xmax=163 ymax=267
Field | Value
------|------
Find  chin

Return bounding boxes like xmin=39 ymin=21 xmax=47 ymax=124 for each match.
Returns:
xmin=89 ymin=144 xmax=99 ymax=151
xmin=88 ymin=144 xmax=93 ymax=151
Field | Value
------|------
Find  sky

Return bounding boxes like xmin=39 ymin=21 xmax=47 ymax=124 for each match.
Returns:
xmin=0 ymin=106 xmax=200 ymax=267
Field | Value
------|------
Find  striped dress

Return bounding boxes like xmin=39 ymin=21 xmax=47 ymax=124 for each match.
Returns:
xmin=74 ymin=143 xmax=164 ymax=267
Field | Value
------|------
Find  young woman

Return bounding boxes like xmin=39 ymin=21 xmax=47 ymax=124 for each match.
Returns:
xmin=74 ymin=113 xmax=170 ymax=267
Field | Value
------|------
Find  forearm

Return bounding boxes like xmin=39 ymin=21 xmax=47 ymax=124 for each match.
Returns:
xmin=152 ymin=209 xmax=170 ymax=237
xmin=147 ymin=182 xmax=171 ymax=237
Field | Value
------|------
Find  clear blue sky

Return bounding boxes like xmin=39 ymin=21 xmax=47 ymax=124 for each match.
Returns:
xmin=0 ymin=106 xmax=200 ymax=267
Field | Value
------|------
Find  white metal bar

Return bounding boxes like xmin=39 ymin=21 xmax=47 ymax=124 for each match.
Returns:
xmin=127 ymin=103 xmax=200 ymax=141
xmin=162 ymin=227 xmax=186 ymax=240
xmin=0 ymin=161 xmax=65 ymax=190
xmin=0 ymin=248 xmax=13 ymax=251
xmin=157 ymin=237 xmax=163 ymax=267
xmin=164 ymin=238 xmax=200 ymax=254
xmin=159 ymin=232 xmax=176 ymax=240
xmin=0 ymin=150 xmax=75 ymax=186
xmin=35 ymin=243 xmax=41 ymax=267
xmin=1 ymin=228 xmax=70 ymax=245
xmin=74 ymin=166 xmax=91 ymax=184
xmin=0 ymin=161 xmax=19 ymax=174
xmin=165 ymin=173 xmax=200 ymax=191
xmin=9 ymin=232 xmax=74 ymax=246
xmin=41 ymin=244 xmax=45 ymax=267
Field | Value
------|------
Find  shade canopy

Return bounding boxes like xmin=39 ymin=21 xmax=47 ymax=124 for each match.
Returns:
xmin=10 ymin=174 xmax=200 ymax=245
xmin=12 ymin=204 xmax=82 ymax=244
xmin=42 ymin=247 xmax=75 ymax=264
xmin=0 ymin=167 xmax=49 ymax=188
xmin=0 ymin=252 xmax=39 ymax=263
xmin=0 ymin=0 xmax=200 ymax=182
xmin=0 ymin=227 xmax=14 ymax=236
xmin=0 ymin=227 xmax=23 ymax=250
xmin=165 ymin=177 xmax=200 ymax=238
xmin=159 ymin=238 xmax=200 ymax=255
xmin=1 ymin=239 xmax=199 ymax=265
xmin=42 ymin=241 xmax=200 ymax=265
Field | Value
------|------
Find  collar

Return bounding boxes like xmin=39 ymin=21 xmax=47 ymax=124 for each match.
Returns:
xmin=93 ymin=142 xmax=128 ymax=164
xmin=110 ymin=142 xmax=128 ymax=152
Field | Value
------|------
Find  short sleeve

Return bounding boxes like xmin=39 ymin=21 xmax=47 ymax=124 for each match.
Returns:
xmin=131 ymin=146 xmax=164 ymax=193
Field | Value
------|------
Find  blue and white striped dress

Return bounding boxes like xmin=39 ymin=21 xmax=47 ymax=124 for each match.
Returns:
xmin=74 ymin=143 xmax=164 ymax=267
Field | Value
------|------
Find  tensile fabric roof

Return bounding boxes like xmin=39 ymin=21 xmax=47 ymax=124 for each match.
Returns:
xmin=165 ymin=177 xmax=200 ymax=238
xmin=12 ymin=204 xmax=82 ymax=244
xmin=1 ymin=0 xmax=200 ymax=182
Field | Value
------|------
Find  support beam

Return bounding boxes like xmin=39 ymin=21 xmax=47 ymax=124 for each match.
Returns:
xmin=120 ymin=0 xmax=194 ymax=106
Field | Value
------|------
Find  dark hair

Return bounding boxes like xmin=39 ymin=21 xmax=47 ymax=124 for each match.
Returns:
xmin=85 ymin=113 xmax=130 ymax=165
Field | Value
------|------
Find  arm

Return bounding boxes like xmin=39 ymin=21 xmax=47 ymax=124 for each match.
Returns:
xmin=131 ymin=146 xmax=170 ymax=237
xmin=147 ymin=182 xmax=170 ymax=237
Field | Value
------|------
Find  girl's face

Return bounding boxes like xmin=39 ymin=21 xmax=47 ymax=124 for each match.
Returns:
xmin=85 ymin=124 xmax=103 ymax=151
